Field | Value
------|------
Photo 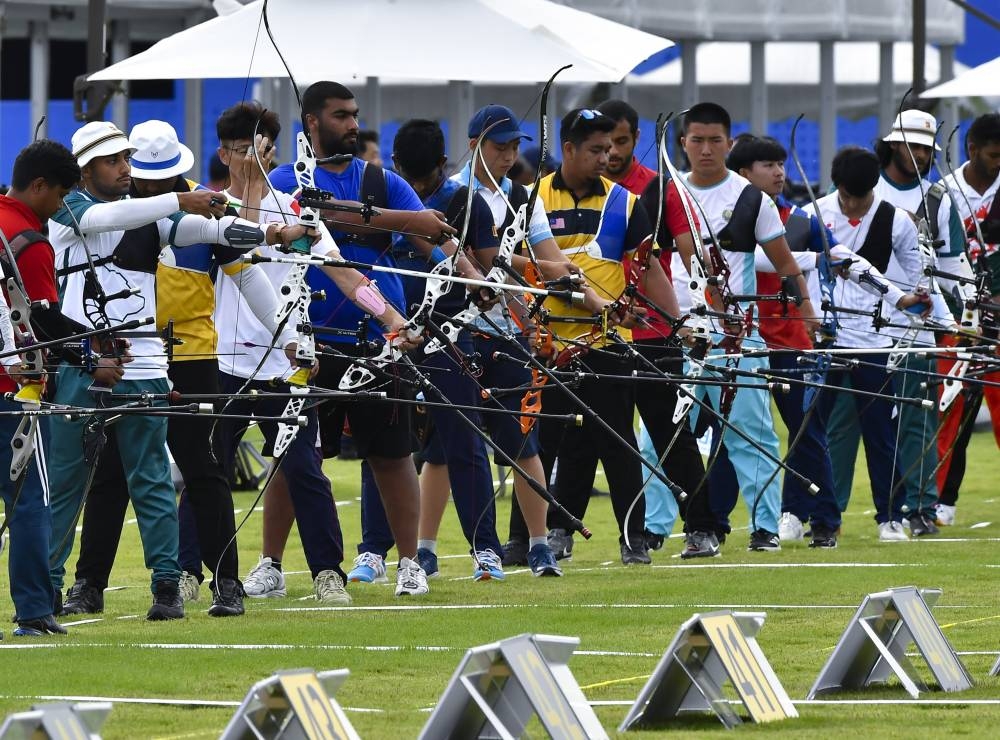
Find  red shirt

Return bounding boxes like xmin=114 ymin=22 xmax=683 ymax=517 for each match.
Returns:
xmin=756 ymin=202 xmax=812 ymax=351
xmin=618 ymin=157 xmax=656 ymax=195
xmin=0 ymin=195 xmax=60 ymax=394
xmin=630 ymin=178 xmax=700 ymax=341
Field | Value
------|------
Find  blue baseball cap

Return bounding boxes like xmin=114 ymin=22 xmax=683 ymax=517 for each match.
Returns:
xmin=467 ymin=105 xmax=532 ymax=144
xmin=521 ymin=145 xmax=556 ymax=171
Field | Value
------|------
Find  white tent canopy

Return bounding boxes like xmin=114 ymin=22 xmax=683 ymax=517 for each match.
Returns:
xmin=89 ymin=0 xmax=674 ymax=84
xmin=923 ymin=55 xmax=1000 ymax=98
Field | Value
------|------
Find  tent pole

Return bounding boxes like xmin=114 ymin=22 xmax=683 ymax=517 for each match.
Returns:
xmin=448 ymin=80 xmax=474 ymax=173
xmin=750 ymin=41 xmax=767 ymax=137
xmin=819 ymin=40 xmax=836 ymax=191
xmin=939 ymin=44 xmax=959 ymax=167
xmin=913 ymin=0 xmax=926 ymax=97
xmin=111 ymin=20 xmax=130 ymax=132
xmin=365 ymin=76 xmax=382 ymax=138
xmin=29 ymin=20 xmax=49 ymax=139
xmin=878 ymin=41 xmax=894 ymax=138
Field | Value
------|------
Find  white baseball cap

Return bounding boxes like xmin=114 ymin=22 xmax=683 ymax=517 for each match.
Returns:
xmin=71 ymin=121 xmax=135 ymax=168
xmin=882 ymin=109 xmax=940 ymax=151
xmin=128 ymin=120 xmax=195 ymax=180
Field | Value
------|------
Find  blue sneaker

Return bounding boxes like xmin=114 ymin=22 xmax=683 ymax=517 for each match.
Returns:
xmin=527 ymin=544 xmax=562 ymax=577
xmin=347 ymin=552 xmax=387 ymax=584
xmin=13 ymin=614 xmax=67 ymax=636
xmin=473 ymin=550 xmax=505 ymax=581
xmin=416 ymin=547 xmax=439 ymax=578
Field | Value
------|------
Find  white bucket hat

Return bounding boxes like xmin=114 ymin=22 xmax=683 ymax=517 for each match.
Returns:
xmin=128 ymin=120 xmax=195 ymax=180
xmin=882 ymin=109 xmax=940 ymax=151
xmin=71 ymin=121 xmax=135 ymax=168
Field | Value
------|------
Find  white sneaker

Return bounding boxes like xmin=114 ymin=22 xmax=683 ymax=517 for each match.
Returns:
xmin=935 ymin=503 xmax=956 ymax=526
xmin=314 ymin=570 xmax=352 ymax=605
xmin=395 ymin=556 xmax=429 ymax=596
xmin=178 ymin=571 xmax=200 ymax=602
xmin=347 ymin=551 xmax=388 ymax=583
xmin=878 ymin=521 xmax=909 ymax=542
xmin=778 ymin=512 xmax=804 ymax=542
xmin=243 ymin=556 xmax=287 ymax=598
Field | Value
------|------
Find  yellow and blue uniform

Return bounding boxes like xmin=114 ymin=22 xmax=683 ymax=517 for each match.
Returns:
xmin=155 ymin=180 xmax=253 ymax=360
xmin=537 ymin=169 xmax=652 ymax=546
xmin=539 ymin=171 xmax=648 ymax=345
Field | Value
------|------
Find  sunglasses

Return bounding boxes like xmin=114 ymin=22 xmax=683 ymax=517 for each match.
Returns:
xmin=570 ymin=108 xmax=603 ymax=130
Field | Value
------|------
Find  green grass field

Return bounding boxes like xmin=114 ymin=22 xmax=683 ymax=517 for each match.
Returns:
xmin=0 ymin=427 xmax=998 ymax=739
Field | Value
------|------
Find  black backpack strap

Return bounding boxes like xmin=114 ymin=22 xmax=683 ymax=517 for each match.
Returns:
xmin=915 ymin=182 xmax=945 ymax=241
xmin=326 ymin=162 xmax=392 ymax=250
xmin=856 ymin=200 xmax=897 ymax=273
xmin=0 ymin=229 xmax=50 ymax=284
xmin=716 ymin=184 xmax=764 ymax=252
xmin=443 ymin=186 xmax=470 ymax=228
xmin=783 ymin=211 xmax=813 ymax=252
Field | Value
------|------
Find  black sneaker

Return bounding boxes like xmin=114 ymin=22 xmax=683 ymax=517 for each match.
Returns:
xmin=809 ymin=525 xmax=838 ymax=549
xmin=546 ymin=528 xmax=574 ymax=561
xmin=908 ymin=512 xmax=939 ymax=537
xmin=14 ymin=614 xmax=67 ymax=637
xmin=681 ymin=531 xmax=720 ymax=559
xmin=748 ymin=529 xmax=781 ymax=552
xmin=501 ymin=539 xmax=529 ymax=567
xmin=621 ymin=539 xmax=652 ymax=565
xmin=208 ymin=578 xmax=245 ymax=618
xmin=61 ymin=580 xmax=104 ymax=615
xmin=147 ymin=580 xmax=185 ymax=621
xmin=644 ymin=529 xmax=665 ymax=551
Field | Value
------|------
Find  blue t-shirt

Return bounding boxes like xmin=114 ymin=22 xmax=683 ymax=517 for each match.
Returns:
xmin=393 ymin=178 xmax=499 ymax=314
xmin=269 ymin=158 xmax=423 ymax=342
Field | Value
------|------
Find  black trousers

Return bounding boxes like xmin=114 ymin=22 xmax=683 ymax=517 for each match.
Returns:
xmin=73 ymin=359 xmax=238 ymax=588
xmin=632 ymin=339 xmax=714 ymax=533
xmin=540 ymin=347 xmax=645 ymax=541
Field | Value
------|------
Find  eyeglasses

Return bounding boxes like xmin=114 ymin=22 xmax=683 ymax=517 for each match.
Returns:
xmin=570 ymin=109 xmax=603 ymax=130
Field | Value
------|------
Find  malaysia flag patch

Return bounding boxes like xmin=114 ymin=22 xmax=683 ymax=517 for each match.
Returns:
xmin=549 ymin=217 xmax=565 ymax=229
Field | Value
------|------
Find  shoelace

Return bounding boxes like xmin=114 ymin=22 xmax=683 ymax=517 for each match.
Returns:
xmin=354 ymin=551 xmax=385 ymax=573
xmin=474 ymin=550 xmax=501 ymax=572
xmin=398 ymin=562 xmax=424 ymax=587
xmin=246 ymin=562 xmax=279 ymax=588
xmin=315 ymin=571 xmax=344 ymax=594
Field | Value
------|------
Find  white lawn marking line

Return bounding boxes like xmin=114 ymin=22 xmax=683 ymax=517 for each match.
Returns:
xmin=913 ymin=537 xmax=1000 ymax=542
xmin=278 ymin=604 xmax=513 ymax=612
xmin=276 ymin=602 xmax=965 ymax=613
xmin=589 ymin=699 xmax=1000 ymax=707
xmin=970 ymin=522 xmax=992 ymax=529
xmin=0 ymin=694 xmax=383 ymax=714
xmin=653 ymin=563 xmax=927 ymax=569
xmin=796 ymin=699 xmax=1000 ymax=705
xmin=0 ymin=642 xmax=665 ymax=658
xmin=59 ymin=618 xmax=103 ymax=627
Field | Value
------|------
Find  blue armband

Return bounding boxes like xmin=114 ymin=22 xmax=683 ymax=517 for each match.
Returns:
xmin=430 ymin=247 xmax=448 ymax=265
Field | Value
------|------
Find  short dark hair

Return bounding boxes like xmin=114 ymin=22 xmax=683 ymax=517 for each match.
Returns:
xmin=216 ymin=101 xmax=281 ymax=143
xmin=966 ymin=112 xmax=1000 ymax=155
xmin=596 ymin=99 xmax=638 ymax=134
xmin=831 ymin=146 xmax=880 ymax=196
xmin=301 ymin=81 xmax=355 ymax=128
xmin=11 ymin=139 xmax=81 ymax=190
xmin=560 ymin=108 xmax=616 ymax=148
xmin=208 ymin=153 xmax=228 ymax=182
xmin=726 ymin=134 xmax=787 ymax=172
xmin=358 ymin=129 xmax=379 ymax=152
xmin=393 ymin=119 xmax=444 ymax=179
xmin=682 ymin=102 xmax=731 ymax=136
